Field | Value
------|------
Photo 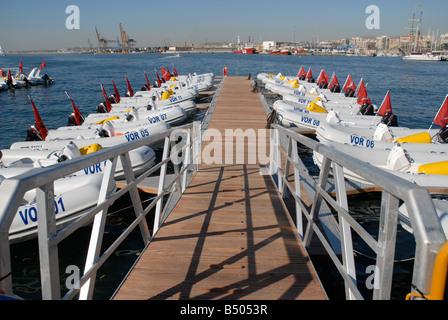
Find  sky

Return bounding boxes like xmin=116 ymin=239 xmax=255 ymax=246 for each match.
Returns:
xmin=1 ymin=0 xmax=448 ymax=51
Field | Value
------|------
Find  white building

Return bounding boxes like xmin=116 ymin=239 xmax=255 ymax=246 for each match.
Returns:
xmin=262 ymin=41 xmax=276 ymax=52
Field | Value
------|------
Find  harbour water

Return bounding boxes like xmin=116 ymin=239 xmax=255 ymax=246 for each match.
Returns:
xmin=1 ymin=53 xmax=447 ymax=300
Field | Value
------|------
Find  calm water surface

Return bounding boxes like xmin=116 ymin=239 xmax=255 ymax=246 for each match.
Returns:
xmin=1 ymin=53 xmax=447 ymax=300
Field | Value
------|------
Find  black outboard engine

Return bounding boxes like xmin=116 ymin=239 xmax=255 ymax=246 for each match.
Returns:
xmin=141 ymin=85 xmax=150 ymax=91
xmin=360 ymin=103 xmax=375 ymax=115
xmin=96 ymin=102 xmax=108 ymax=113
xmin=67 ymin=114 xmax=78 ymax=126
xmin=345 ymin=89 xmax=355 ymax=97
xmin=42 ymin=74 xmax=51 ymax=85
xmin=381 ymin=113 xmax=398 ymax=127
xmin=25 ymin=126 xmax=42 ymax=141
xmin=307 ymin=77 xmax=315 ymax=83
xmin=330 ymin=84 xmax=341 ymax=93
xmin=299 ymin=75 xmax=306 ymax=81
xmin=318 ymin=82 xmax=328 ymax=89
xmin=97 ymin=129 xmax=110 ymax=138
xmin=438 ymin=125 xmax=448 ymax=143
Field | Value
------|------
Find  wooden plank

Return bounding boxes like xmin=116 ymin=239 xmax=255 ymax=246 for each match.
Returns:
xmin=113 ymin=77 xmax=327 ymax=300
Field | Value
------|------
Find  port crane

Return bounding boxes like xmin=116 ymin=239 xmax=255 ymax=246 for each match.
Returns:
xmin=95 ymin=26 xmax=117 ymax=53
xmin=119 ymin=23 xmax=136 ymax=54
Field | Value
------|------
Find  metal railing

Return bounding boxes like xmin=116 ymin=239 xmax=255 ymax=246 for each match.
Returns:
xmin=269 ymin=124 xmax=447 ymax=300
xmin=0 ymin=121 xmax=202 ymax=300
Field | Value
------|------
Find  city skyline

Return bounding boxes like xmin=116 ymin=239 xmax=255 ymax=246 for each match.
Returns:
xmin=1 ymin=0 xmax=448 ymax=51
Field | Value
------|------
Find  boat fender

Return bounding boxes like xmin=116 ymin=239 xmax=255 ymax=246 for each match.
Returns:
xmin=418 ymin=160 xmax=448 ymax=175
xmin=381 ymin=113 xmax=399 ymax=127
xmin=437 ymin=125 xmax=448 ymax=143
xmin=373 ymin=123 xmax=394 ymax=142
xmin=360 ymin=103 xmax=374 ymax=115
xmin=395 ymin=132 xmax=432 ymax=144
xmin=386 ymin=146 xmax=412 ymax=171
xmin=307 ymin=102 xmax=328 ymax=113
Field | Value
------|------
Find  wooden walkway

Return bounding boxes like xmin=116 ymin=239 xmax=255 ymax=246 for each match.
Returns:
xmin=113 ymin=77 xmax=327 ymax=300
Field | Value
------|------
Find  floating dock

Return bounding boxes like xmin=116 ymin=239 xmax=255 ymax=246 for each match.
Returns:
xmin=113 ymin=77 xmax=327 ymax=300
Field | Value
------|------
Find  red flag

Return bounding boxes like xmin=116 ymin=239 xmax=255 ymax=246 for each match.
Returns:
xmin=328 ymin=72 xmax=340 ymax=88
xmin=343 ymin=74 xmax=356 ymax=92
xmin=112 ymin=80 xmax=120 ymax=103
xmin=7 ymin=69 xmax=13 ymax=82
xmin=356 ymin=78 xmax=372 ymax=105
xmin=144 ymin=71 xmax=151 ymax=90
xmin=317 ymin=69 xmax=329 ymax=84
xmin=125 ymin=76 xmax=134 ymax=97
xmin=155 ymin=70 xmax=162 ymax=87
xmin=306 ymin=67 xmax=313 ymax=80
xmin=29 ymin=97 xmax=48 ymax=140
xmin=377 ymin=90 xmax=392 ymax=116
xmin=434 ymin=95 xmax=448 ymax=127
xmin=65 ymin=91 xmax=84 ymax=125
xmin=173 ymin=65 xmax=178 ymax=77
xmin=40 ymin=60 xmax=46 ymax=70
xmin=19 ymin=60 xmax=23 ymax=73
xmin=297 ymin=66 xmax=306 ymax=78
xmin=100 ymin=84 xmax=112 ymax=112
xmin=161 ymin=67 xmax=170 ymax=81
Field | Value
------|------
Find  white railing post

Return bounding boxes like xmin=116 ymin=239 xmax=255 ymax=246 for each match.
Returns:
xmin=119 ymin=152 xmax=151 ymax=243
xmin=333 ymin=163 xmax=358 ymax=300
xmin=291 ymin=140 xmax=303 ymax=239
xmin=182 ymin=127 xmax=192 ymax=193
xmin=154 ymin=136 xmax=171 ymax=235
xmin=373 ymin=192 xmax=399 ymax=300
xmin=79 ymin=158 xmax=117 ymax=300
xmin=36 ymin=182 xmax=61 ymax=300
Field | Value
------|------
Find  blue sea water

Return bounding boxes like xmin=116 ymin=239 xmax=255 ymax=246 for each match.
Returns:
xmin=1 ymin=53 xmax=448 ymax=149
xmin=1 ymin=53 xmax=448 ymax=300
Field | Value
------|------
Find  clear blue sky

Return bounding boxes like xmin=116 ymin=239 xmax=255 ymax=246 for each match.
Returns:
xmin=1 ymin=0 xmax=448 ymax=51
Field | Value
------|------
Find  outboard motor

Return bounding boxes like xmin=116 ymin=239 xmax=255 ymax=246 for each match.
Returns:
xmin=359 ymin=103 xmax=374 ymax=115
xmin=141 ymin=85 xmax=150 ymax=91
xmin=307 ymin=77 xmax=315 ymax=83
xmin=96 ymin=102 xmax=108 ymax=113
xmin=345 ymin=89 xmax=355 ymax=97
xmin=438 ymin=125 xmax=448 ymax=143
xmin=381 ymin=113 xmax=399 ymax=127
xmin=42 ymin=74 xmax=51 ymax=85
xmin=97 ymin=121 xmax=115 ymax=138
xmin=330 ymin=84 xmax=341 ymax=93
xmin=67 ymin=114 xmax=77 ymax=126
xmin=299 ymin=75 xmax=306 ymax=81
xmin=25 ymin=125 xmax=42 ymax=141
xmin=318 ymin=82 xmax=328 ymax=89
